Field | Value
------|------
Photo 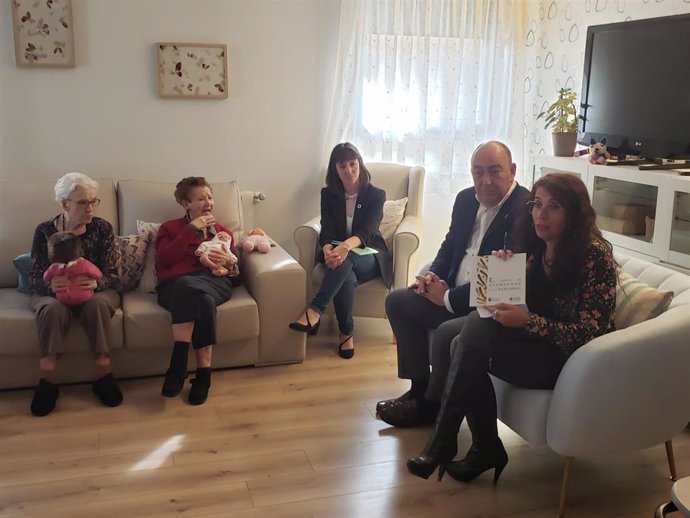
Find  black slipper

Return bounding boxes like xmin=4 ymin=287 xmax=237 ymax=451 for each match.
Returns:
xmin=92 ymin=373 xmax=123 ymax=407
xmin=31 ymin=378 xmax=59 ymax=417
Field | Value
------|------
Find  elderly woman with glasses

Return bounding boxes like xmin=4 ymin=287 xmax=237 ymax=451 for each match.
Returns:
xmin=406 ymin=173 xmax=617 ymax=485
xmin=28 ymin=172 xmax=122 ymax=417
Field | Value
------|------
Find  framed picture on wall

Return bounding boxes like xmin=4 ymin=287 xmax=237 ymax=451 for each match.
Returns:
xmin=11 ymin=0 xmax=75 ymax=67
xmin=157 ymin=43 xmax=228 ymax=99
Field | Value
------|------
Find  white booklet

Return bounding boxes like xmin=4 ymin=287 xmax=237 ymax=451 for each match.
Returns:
xmin=469 ymin=253 xmax=527 ymax=317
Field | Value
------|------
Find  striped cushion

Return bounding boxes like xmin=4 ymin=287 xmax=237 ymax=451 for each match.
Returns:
xmin=614 ymin=272 xmax=673 ymax=329
xmin=115 ymin=233 xmax=150 ymax=293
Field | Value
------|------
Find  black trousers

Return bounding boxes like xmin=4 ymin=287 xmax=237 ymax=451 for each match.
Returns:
xmin=385 ymin=287 xmax=471 ymax=385
xmin=157 ymin=272 xmax=233 ymax=349
xmin=446 ymin=311 xmax=568 ymax=443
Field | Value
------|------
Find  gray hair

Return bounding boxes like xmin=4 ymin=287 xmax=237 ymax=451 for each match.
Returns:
xmin=54 ymin=173 xmax=99 ymax=203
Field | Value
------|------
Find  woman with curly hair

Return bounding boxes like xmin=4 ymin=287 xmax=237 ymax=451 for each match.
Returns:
xmin=406 ymin=173 xmax=617 ymax=485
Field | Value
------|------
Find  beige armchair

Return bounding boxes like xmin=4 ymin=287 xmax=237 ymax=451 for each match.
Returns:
xmin=293 ymin=163 xmax=425 ymax=319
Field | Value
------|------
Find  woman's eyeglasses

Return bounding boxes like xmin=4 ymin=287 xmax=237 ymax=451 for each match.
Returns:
xmin=68 ymin=198 xmax=101 ymax=208
xmin=526 ymin=200 xmax=563 ymax=214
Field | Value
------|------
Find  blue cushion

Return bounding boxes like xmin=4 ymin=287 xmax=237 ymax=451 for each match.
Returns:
xmin=13 ymin=253 xmax=32 ymax=294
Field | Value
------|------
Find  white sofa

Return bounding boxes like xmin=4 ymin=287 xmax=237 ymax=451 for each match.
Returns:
xmin=492 ymin=251 xmax=690 ymax=517
xmin=0 ymin=178 xmax=307 ymax=390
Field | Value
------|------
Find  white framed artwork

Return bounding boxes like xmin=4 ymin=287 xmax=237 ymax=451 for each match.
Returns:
xmin=11 ymin=0 xmax=75 ymax=67
xmin=157 ymin=42 xmax=228 ymax=99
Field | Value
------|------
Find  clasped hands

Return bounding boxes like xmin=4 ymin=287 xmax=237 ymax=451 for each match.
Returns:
xmin=410 ymin=271 xmax=448 ymax=306
xmin=483 ymin=249 xmax=528 ymax=328
xmin=50 ymin=275 xmax=97 ymax=293
xmin=323 ymin=243 xmax=349 ymax=270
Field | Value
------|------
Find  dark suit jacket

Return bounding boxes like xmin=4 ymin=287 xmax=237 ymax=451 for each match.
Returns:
xmin=429 ymin=184 xmax=530 ymax=313
xmin=319 ymin=183 xmax=392 ymax=287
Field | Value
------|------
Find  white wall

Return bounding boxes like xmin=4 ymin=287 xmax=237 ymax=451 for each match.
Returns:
xmin=0 ymin=0 xmax=340 ymax=252
xmin=524 ymin=0 xmax=690 ymax=164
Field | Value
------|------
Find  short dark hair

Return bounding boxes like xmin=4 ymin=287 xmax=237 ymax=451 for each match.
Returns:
xmin=47 ymin=231 xmax=83 ymax=264
xmin=174 ymin=177 xmax=212 ymax=204
xmin=511 ymin=173 xmax=612 ymax=293
xmin=325 ymin=142 xmax=371 ymax=192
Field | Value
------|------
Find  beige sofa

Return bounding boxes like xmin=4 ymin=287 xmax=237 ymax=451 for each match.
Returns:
xmin=0 ymin=178 xmax=306 ymax=390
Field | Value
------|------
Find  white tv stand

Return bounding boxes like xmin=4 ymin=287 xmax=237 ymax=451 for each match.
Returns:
xmin=531 ymin=156 xmax=690 ymax=273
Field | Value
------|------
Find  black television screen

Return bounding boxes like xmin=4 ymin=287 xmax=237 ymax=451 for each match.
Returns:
xmin=579 ymin=14 xmax=690 ymax=160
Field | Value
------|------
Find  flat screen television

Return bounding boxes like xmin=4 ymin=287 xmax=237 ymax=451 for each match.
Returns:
xmin=578 ymin=14 xmax=690 ymax=160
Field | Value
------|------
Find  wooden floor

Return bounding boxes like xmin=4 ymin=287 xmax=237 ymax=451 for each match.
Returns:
xmin=0 ymin=322 xmax=687 ymax=518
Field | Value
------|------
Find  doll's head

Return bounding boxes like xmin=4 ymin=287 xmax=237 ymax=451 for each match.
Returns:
xmin=216 ymin=231 xmax=231 ymax=242
xmin=248 ymin=228 xmax=266 ymax=237
xmin=48 ymin=232 xmax=83 ymax=264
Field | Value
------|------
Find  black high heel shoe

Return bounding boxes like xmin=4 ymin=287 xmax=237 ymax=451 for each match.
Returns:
xmin=446 ymin=440 xmax=508 ymax=485
xmin=338 ymin=334 xmax=354 ymax=359
xmin=289 ymin=310 xmax=321 ymax=335
xmin=406 ymin=426 xmax=458 ymax=481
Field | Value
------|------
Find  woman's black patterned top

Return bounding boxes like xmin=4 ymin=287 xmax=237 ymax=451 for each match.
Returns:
xmin=524 ymin=240 xmax=617 ymax=357
xmin=29 ymin=216 xmax=121 ymax=296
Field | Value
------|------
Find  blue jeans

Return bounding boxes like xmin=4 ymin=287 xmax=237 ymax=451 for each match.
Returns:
xmin=310 ymin=252 xmax=380 ymax=335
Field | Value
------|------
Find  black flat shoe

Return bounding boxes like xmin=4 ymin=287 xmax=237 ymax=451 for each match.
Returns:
xmin=92 ymin=373 xmax=123 ymax=408
xmin=338 ymin=334 xmax=354 ymax=359
xmin=289 ymin=310 xmax=321 ymax=336
xmin=188 ymin=377 xmax=210 ymax=405
xmin=376 ymin=390 xmax=411 ymax=415
xmin=161 ymin=368 xmax=187 ymax=397
xmin=31 ymin=378 xmax=59 ymax=417
xmin=379 ymin=398 xmax=438 ymax=428
xmin=446 ymin=441 xmax=508 ymax=485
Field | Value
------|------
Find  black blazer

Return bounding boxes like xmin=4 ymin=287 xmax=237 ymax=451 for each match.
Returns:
xmin=429 ymin=184 xmax=530 ymax=313
xmin=319 ymin=183 xmax=392 ymax=287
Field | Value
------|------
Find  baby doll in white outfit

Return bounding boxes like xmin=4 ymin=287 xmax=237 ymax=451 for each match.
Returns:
xmin=195 ymin=231 xmax=238 ymax=277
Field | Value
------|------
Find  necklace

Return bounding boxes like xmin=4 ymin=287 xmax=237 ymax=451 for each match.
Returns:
xmin=344 ymin=192 xmax=358 ymax=200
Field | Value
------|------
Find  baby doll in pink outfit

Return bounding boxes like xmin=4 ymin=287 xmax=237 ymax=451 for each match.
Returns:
xmin=195 ymin=231 xmax=239 ymax=276
xmin=43 ymin=232 xmax=103 ymax=305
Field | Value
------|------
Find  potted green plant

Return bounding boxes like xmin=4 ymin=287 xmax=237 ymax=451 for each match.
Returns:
xmin=537 ymin=87 xmax=579 ymax=157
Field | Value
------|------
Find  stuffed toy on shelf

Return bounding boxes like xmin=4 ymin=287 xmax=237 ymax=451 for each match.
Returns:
xmin=575 ymin=137 xmax=611 ymax=164
xmin=241 ymin=228 xmax=271 ymax=253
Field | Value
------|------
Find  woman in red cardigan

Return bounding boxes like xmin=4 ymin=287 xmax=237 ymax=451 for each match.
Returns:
xmin=155 ymin=177 xmax=239 ymax=405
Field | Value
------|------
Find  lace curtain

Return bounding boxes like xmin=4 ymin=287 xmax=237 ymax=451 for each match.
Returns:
xmin=322 ymin=0 xmax=528 ymax=195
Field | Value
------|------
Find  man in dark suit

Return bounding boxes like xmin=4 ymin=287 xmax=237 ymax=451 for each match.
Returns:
xmin=377 ymin=141 xmax=530 ymax=427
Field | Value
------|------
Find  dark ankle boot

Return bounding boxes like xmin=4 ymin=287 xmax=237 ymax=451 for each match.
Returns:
xmin=447 ymin=372 xmax=507 ymax=485
xmin=406 ymin=342 xmax=490 ymax=481
xmin=406 ymin=407 xmax=462 ymax=480
xmin=162 ymin=342 xmax=189 ymax=397
xmin=188 ymin=367 xmax=211 ymax=405
xmin=446 ymin=438 xmax=508 ymax=485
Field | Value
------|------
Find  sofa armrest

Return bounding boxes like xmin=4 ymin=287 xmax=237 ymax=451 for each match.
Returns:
xmin=392 ymin=215 xmax=422 ymax=290
xmin=241 ymin=243 xmax=306 ymax=365
xmin=293 ymin=216 xmax=320 ymax=291
xmin=546 ymin=304 xmax=690 ymax=457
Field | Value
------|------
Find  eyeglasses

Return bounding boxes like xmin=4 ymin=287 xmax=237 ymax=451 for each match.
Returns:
xmin=68 ymin=198 xmax=101 ymax=208
xmin=526 ymin=200 xmax=563 ymax=214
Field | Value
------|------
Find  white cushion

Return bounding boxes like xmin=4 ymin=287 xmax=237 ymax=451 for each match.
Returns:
xmin=379 ymin=197 xmax=407 ymax=250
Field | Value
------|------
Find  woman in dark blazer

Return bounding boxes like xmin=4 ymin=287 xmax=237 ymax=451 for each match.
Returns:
xmin=290 ymin=142 xmax=390 ymax=359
